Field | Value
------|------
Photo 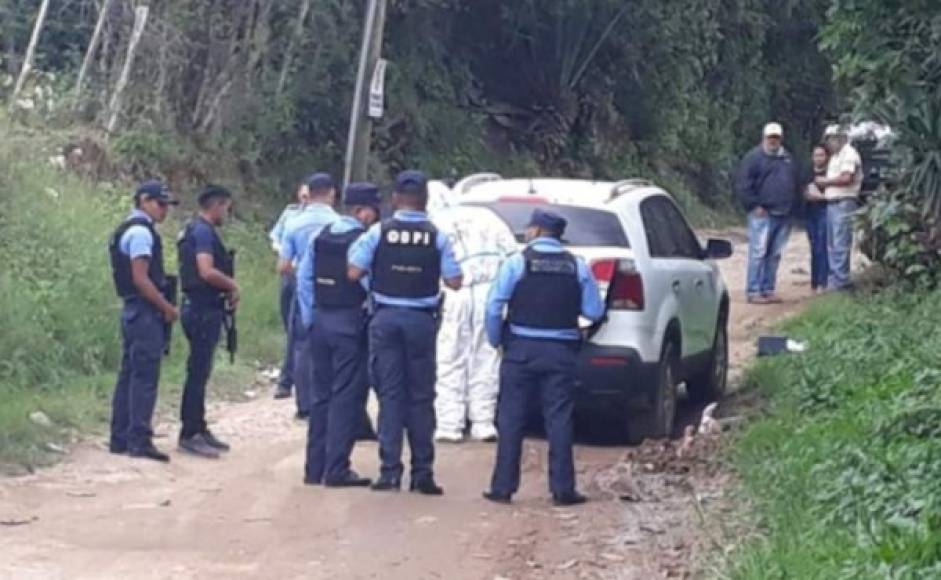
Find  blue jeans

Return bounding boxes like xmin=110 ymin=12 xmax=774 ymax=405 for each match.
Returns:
xmin=827 ymin=199 xmax=857 ymax=290
xmin=806 ymin=203 xmax=829 ymax=290
xmin=746 ymin=211 xmax=792 ymax=298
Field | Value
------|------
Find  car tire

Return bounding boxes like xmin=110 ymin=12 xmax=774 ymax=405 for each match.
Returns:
xmin=686 ymin=318 xmax=729 ymax=404
xmin=625 ymin=341 xmax=678 ymax=444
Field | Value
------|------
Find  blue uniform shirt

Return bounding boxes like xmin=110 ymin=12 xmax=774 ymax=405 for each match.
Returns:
xmin=297 ymin=215 xmax=370 ymax=328
xmin=119 ymin=209 xmax=155 ymax=259
xmin=485 ymin=237 xmax=604 ymax=346
xmin=278 ymin=203 xmax=338 ymax=265
xmin=348 ymin=209 xmax=462 ymax=308
xmin=190 ymin=219 xmax=217 ymax=256
xmin=269 ymin=204 xmax=303 ymax=251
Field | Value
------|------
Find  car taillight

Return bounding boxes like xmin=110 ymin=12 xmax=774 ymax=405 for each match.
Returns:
xmin=591 ymin=258 xmax=644 ymax=311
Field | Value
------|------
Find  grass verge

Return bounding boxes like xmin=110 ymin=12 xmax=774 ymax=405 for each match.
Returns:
xmin=722 ymin=289 xmax=941 ymax=579
xmin=0 ymin=127 xmax=284 ymax=472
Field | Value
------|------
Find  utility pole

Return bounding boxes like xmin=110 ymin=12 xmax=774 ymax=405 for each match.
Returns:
xmin=343 ymin=0 xmax=387 ymax=186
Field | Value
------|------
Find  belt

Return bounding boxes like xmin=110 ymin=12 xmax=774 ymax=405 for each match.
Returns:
xmin=375 ymin=303 xmax=437 ymax=314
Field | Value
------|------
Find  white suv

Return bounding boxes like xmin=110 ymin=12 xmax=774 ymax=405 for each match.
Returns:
xmin=451 ymin=175 xmax=733 ymax=442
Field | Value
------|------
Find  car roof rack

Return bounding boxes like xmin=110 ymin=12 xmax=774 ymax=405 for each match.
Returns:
xmin=609 ymin=178 xmax=653 ymax=200
xmin=453 ymin=172 xmax=503 ymax=195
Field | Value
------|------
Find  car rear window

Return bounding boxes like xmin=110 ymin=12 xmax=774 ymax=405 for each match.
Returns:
xmin=464 ymin=201 xmax=629 ymax=247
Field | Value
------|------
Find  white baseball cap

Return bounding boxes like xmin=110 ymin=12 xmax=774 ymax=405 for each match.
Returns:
xmin=763 ymin=122 xmax=783 ymax=138
xmin=823 ymin=124 xmax=847 ymax=138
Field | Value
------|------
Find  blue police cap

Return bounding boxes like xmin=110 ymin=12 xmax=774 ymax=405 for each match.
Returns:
xmin=306 ymin=172 xmax=335 ymax=191
xmin=198 ymin=184 xmax=233 ymax=205
xmin=528 ymin=208 xmax=567 ymax=235
xmin=395 ymin=170 xmax=428 ymax=195
xmin=135 ymin=179 xmax=178 ymax=205
xmin=343 ymin=182 xmax=381 ymax=208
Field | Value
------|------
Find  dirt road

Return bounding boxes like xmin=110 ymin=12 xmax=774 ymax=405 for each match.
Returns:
xmin=0 ymin=230 xmax=819 ymax=580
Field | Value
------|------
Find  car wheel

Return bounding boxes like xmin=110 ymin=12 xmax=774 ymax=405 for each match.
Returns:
xmin=686 ymin=319 xmax=729 ymax=404
xmin=625 ymin=341 xmax=678 ymax=444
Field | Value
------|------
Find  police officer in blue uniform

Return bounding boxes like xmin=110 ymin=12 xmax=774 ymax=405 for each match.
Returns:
xmin=277 ymin=173 xmax=339 ymax=419
xmin=482 ymin=209 xmax=604 ymax=506
xmin=297 ymin=183 xmax=382 ymax=487
xmin=108 ymin=180 xmax=180 ymax=462
xmin=177 ymin=185 xmax=239 ymax=459
xmin=348 ymin=170 xmax=463 ymax=495
xmin=270 ymin=180 xmax=310 ymax=400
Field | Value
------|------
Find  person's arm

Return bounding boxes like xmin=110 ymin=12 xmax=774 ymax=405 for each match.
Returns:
xmin=296 ymin=243 xmax=315 ymax=328
xmin=817 ymin=149 xmax=860 ymax=188
xmin=347 ymin=225 xmax=380 ymax=282
xmin=484 ymin=257 xmax=521 ymax=348
xmin=438 ymin=230 xmax=464 ymax=291
xmin=269 ymin=208 xmax=290 ymax=252
xmin=278 ymin=232 xmax=296 ymax=275
xmin=735 ymin=151 xmax=762 ymax=211
xmin=193 ymin=226 xmax=239 ymax=298
xmin=577 ymin=259 xmax=605 ymax=322
xmin=131 ymin=258 xmax=178 ymax=322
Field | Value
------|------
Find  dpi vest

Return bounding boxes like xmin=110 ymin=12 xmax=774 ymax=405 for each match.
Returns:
xmin=314 ymin=224 xmax=367 ymax=308
xmin=372 ymin=218 xmax=441 ymax=299
xmin=178 ymin=217 xmax=233 ymax=306
xmin=508 ymin=248 xmax=581 ymax=330
xmin=109 ymin=216 xmax=166 ymax=299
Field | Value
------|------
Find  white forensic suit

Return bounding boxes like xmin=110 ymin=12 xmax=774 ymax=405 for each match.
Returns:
xmin=431 ymin=205 xmax=518 ymax=441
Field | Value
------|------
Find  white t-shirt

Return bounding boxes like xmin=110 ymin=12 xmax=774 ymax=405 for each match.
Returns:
xmin=825 ymin=144 xmax=862 ymax=200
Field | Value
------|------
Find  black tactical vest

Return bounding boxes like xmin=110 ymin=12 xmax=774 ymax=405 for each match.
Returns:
xmin=109 ymin=216 xmax=166 ymax=299
xmin=178 ymin=216 xmax=232 ymax=306
xmin=372 ymin=218 xmax=441 ymax=298
xmin=314 ymin=224 xmax=367 ymax=309
xmin=508 ymin=248 xmax=582 ymax=329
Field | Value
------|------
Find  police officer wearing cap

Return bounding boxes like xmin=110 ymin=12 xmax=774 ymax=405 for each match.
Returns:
xmin=348 ymin=170 xmax=463 ymax=495
xmin=277 ymin=172 xmax=339 ymax=419
xmin=270 ymin=178 xmax=312 ymax=400
xmin=176 ymin=185 xmax=239 ymax=458
xmin=296 ymin=182 xmax=382 ymax=487
xmin=108 ymin=179 xmax=180 ymax=462
xmin=482 ymin=208 xmax=604 ymax=506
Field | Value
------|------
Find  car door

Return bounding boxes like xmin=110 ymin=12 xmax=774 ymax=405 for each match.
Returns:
xmin=639 ymin=196 xmax=713 ymax=357
xmin=657 ymin=199 xmax=719 ymax=355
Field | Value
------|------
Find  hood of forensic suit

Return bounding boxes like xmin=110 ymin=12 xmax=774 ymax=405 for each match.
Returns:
xmin=432 ymin=205 xmax=518 ymax=287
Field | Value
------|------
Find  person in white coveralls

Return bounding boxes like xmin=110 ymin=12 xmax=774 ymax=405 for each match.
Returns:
xmin=431 ymin=204 xmax=518 ymax=442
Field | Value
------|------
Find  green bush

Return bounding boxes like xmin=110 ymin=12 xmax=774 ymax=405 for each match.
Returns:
xmin=0 ymin=134 xmax=283 ymax=469
xmin=727 ymin=290 xmax=941 ymax=579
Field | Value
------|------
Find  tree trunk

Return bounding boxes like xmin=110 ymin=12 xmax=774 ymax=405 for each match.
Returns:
xmin=74 ymin=0 xmax=116 ymax=100
xmin=106 ymin=5 xmax=149 ymax=134
xmin=275 ymin=0 xmax=311 ymax=100
xmin=8 ymin=0 xmax=52 ymax=109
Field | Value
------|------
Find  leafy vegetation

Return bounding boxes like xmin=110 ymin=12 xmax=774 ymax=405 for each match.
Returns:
xmin=0 ymin=121 xmax=283 ymax=470
xmin=821 ymin=0 xmax=941 ymax=284
xmin=727 ymin=290 xmax=941 ymax=579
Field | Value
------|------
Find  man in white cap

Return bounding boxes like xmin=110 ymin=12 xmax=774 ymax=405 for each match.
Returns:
xmin=735 ymin=122 xmax=801 ymax=304
xmin=817 ymin=124 xmax=862 ymax=291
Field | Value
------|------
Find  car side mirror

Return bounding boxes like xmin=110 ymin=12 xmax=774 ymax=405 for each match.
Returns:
xmin=703 ymin=238 xmax=733 ymax=260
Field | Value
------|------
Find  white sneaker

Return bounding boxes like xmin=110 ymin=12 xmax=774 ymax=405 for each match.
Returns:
xmin=470 ymin=423 xmax=498 ymax=442
xmin=434 ymin=430 xmax=464 ymax=443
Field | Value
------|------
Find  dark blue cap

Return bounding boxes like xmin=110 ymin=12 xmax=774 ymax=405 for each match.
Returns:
xmin=306 ymin=172 xmax=335 ymax=191
xmin=343 ymin=182 xmax=381 ymax=208
xmin=134 ymin=179 xmax=178 ymax=205
xmin=198 ymin=184 xmax=233 ymax=205
xmin=528 ymin=208 xmax=567 ymax=235
xmin=394 ymin=170 xmax=428 ymax=195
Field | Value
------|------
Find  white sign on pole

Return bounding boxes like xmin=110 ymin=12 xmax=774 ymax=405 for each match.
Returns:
xmin=368 ymin=58 xmax=388 ymax=119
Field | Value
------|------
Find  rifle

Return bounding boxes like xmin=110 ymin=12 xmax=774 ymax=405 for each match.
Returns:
xmin=161 ymin=275 xmax=178 ymax=356
xmin=223 ymin=250 xmax=237 ymax=363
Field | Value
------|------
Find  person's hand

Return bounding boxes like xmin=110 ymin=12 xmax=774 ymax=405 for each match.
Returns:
xmin=814 ymin=176 xmax=828 ymax=189
xmin=162 ymin=305 xmax=180 ymax=323
xmin=753 ymin=206 xmax=768 ymax=218
xmin=227 ymin=287 xmax=241 ymax=310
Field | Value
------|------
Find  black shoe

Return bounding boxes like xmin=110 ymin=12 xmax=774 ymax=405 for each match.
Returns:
xmin=325 ymin=471 xmax=372 ymax=488
xmin=370 ymin=477 xmax=401 ymax=492
xmin=482 ymin=491 xmax=512 ymax=505
xmin=129 ymin=444 xmax=170 ymax=463
xmin=303 ymin=475 xmax=323 ymax=486
xmin=295 ymin=410 xmax=310 ymax=421
xmin=178 ymin=434 xmax=221 ymax=459
xmin=108 ymin=441 xmax=128 ymax=455
xmin=274 ymin=386 xmax=292 ymax=400
xmin=410 ymin=479 xmax=444 ymax=496
xmin=552 ymin=491 xmax=588 ymax=506
xmin=201 ymin=430 xmax=230 ymax=452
